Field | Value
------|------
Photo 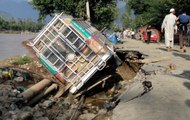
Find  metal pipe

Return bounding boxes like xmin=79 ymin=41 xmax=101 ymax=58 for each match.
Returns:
xmin=21 ymin=79 xmax=52 ymax=101
xmin=27 ymin=83 xmax=58 ymax=106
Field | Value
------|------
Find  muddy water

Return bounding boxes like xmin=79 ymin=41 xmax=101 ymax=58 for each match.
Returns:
xmin=0 ymin=33 xmax=37 ymax=60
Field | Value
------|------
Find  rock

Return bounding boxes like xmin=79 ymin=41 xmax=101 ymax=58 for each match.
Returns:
xmin=86 ymin=103 xmax=92 ymax=108
xmin=0 ymin=91 xmax=3 ymax=96
xmin=41 ymin=100 xmax=53 ymax=108
xmin=33 ymin=111 xmax=45 ymax=118
xmin=21 ymin=106 xmax=33 ymax=112
xmin=11 ymin=114 xmax=19 ymax=120
xmin=95 ymin=106 xmax=99 ymax=112
xmin=83 ymin=110 xmax=88 ymax=114
xmin=92 ymin=113 xmax=109 ymax=120
xmin=79 ymin=113 xmax=96 ymax=120
xmin=8 ymin=92 xmax=17 ymax=97
xmin=98 ymin=109 xmax=107 ymax=114
xmin=34 ymin=117 xmax=49 ymax=120
xmin=168 ymin=63 xmax=176 ymax=70
xmin=5 ymin=103 xmax=11 ymax=109
xmin=10 ymin=103 xmax=17 ymax=110
xmin=16 ymin=94 xmax=23 ymax=99
xmin=20 ymin=112 xmax=33 ymax=120
xmin=0 ymin=110 xmax=2 ymax=116
xmin=56 ymin=116 xmax=68 ymax=120
xmin=7 ymin=111 xmax=16 ymax=118
xmin=171 ymin=70 xmax=183 ymax=75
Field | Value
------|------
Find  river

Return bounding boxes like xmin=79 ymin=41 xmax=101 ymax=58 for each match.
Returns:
xmin=0 ymin=33 xmax=37 ymax=60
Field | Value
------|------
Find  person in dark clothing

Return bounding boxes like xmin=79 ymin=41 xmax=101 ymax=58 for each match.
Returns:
xmin=146 ymin=25 xmax=152 ymax=44
xmin=177 ymin=12 xmax=190 ymax=52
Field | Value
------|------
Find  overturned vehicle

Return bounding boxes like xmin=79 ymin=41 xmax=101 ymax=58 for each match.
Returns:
xmin=26 ymin=13 xmax=115 ymax=94
xmin=0 ymin=13 xmax=147 ymax=120
xmin=25 ymin=13 xmax=144 ymax=96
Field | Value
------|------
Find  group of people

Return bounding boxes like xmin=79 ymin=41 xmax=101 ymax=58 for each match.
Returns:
xmin=161 ymin=8 xmax=190 ymax=53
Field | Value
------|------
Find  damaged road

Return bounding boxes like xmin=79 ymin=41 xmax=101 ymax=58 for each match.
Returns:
xmin=112 ymin=38 xmax=190 ymax=120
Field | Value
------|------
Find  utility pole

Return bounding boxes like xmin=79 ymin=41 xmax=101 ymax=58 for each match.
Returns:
xmin=86 ymin=0 xmax=91 ymax=22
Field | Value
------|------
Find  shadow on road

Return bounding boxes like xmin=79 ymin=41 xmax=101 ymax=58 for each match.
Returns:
xmin=172 ymin=52 xmax=189 ymax=60
xmin=157 ymin=48 xmax=179 ymax=52
xmin=185 ymin=99 xmax=190 ymax=108
xmin=173 ymin=70 xmax=190 ymax=80
xmin=157 ymin=48 xmax=168 ymax=52
xmin=183 ymin=82 xmax=190 ymax=90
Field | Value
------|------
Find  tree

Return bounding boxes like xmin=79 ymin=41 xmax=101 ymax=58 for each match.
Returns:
xmin=29 ymin=0 xmax=118 ymax=29
xmin=0 ymin=17 xmax=44 ymax=32
xmin=126 ymin=0 xmax=190 ymax=29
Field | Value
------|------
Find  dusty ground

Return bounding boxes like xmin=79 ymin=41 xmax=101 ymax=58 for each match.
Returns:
xmin=112 ymin=39 xmax=190 ymax=120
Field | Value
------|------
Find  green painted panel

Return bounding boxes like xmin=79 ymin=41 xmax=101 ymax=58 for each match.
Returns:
xmin=71 ymin=20 xmax=91 ymax=39
xmin=38 ymin=57 xmax=57 ymax=75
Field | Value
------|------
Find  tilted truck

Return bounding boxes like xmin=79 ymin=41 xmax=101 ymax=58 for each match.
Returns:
xmin=27 ymin=13 xmax=115 ymax=93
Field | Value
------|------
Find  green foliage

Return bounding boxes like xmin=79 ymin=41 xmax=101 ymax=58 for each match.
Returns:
xmin=12 ymin=56 xmax=33 ymax=65
xmin=0 ymin=17 xmax=44 ymax=32
xmin=30 ymin=0 xmax=118 ymax=29
xmin=126 ymin=0 xmax=190 ymax=29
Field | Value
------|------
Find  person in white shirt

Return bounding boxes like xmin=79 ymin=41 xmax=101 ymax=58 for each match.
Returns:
xmin=161 ymin=8 xmax=177 ymax=51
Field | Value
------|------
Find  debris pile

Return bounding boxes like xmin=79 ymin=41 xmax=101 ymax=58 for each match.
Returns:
xmin=0 ymin=50 xmax=144 ymax=120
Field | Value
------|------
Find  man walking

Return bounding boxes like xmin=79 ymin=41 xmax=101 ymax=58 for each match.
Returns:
xmin=161 ymin=8 xmax=177 ymax=51
xmin=177 ymin=11 xmax=190 ymax=52
xmin=146 ymin=24 xmax=152 ymax=44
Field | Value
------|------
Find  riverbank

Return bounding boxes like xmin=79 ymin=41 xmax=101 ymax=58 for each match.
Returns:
xmin=0 ymin=31 xmax=37 ymax=34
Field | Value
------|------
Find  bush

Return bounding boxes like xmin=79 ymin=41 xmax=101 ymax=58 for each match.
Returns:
xmin=12 ymin=56 xmax=33 ymax=65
